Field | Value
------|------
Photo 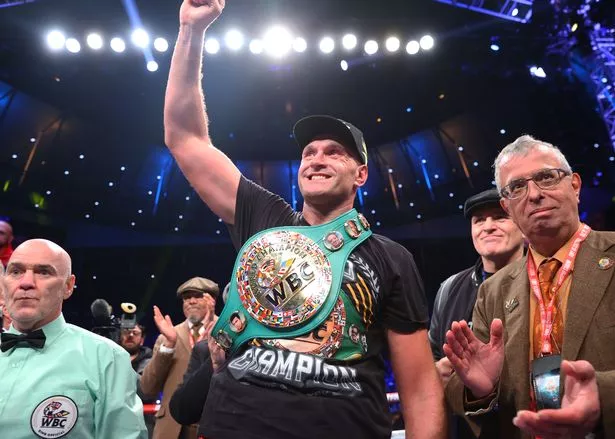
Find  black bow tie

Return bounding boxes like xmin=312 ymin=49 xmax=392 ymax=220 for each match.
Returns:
xmin=0 ymin=329 xmax=46 ymax=352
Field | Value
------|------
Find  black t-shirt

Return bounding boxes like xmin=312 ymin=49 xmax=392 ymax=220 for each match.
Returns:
xmin=201 ymin=177 xmax=428 ymax=439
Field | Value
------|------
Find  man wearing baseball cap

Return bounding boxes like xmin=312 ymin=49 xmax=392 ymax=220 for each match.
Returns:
xmin=160 ymin=1 xmax=445 ymax=438
xmin=428 ymin=189 xmax=524 ymax=438
xmin=140 ymin=277 xmax=218 ymax=439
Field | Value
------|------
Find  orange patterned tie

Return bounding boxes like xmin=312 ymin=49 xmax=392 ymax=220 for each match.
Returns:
xmin=191 ymin=322 xmax=203 ymax=344
xmin=533 ymin=258 xmax=563 ymax=358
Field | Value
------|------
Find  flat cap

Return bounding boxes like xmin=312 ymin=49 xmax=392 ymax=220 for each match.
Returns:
xmin=463 ymin=188 xmax=503 ymax=219
xmin=176 ymin=277 xmax=219 ymax=298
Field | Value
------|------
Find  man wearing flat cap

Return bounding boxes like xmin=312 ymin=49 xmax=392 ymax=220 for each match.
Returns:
xmin=140 ymin=277 xmax=218 ymax=439
xmin=430 ymin=189 xmax=525 ymax=365
xmin=429 ymin=189 xmax=524 ymax=438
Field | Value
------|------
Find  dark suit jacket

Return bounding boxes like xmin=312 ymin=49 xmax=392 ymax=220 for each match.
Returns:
xmin=169 ymin=339 xmax=214 ymax=433
xmin=445 ymin=230 xmax=615 ymax=439
xmin=140 ymin=321 xmax=197 ymax=439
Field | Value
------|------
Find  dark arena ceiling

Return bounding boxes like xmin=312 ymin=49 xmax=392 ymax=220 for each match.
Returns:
xmin=1 ymin=0 xmax=614 ymax=324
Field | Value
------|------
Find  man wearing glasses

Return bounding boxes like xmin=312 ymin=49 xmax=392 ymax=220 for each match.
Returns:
xmin=443 ymin=135 xmax=615 ymax=438
xmin=140 ymin=277 xmax=219 ymax=439
xmin=120 ymin=324 xmax=152 ymax=374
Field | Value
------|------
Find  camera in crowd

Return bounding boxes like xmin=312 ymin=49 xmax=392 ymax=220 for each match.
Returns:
xmin=90 ymin=298 xmax=138 ymax=344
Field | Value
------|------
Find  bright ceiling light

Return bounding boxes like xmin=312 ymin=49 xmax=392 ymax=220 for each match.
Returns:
xmin=340 ymin=60 xmax=348 ymax=71
xmin=319 ymin=36 xmax=335 ymax=54
xmin=224 ymin=29 xmax=244 ymax=50
xmin=419 ymin=35 xmax=434 ymax=50
xmin=110 ymin=37 xmax=126 ymax=53
xmin=385 ymin=36 xmax=400 ymax=53
xmin=249 ymin=39 xmax=264 ymax=54
xmin=293 ymin=37 xmax=307 ymax=53
xmin=131 ymin=28 xmax=149 ymax=48
xmin=153 ymin=37 xmax=169 ymax=52
xmin=342 ymin=33 xmax=357 ymax=50
xmin=86 ymin=33 xmax=103 ymax=50
xmin=205 ymin=38 xmax=220 ymax=54
xmin=364 ymin=40 xmax=378 ymax=55
xmin=65 ymin=38 xmax=81 ymax=53
xmin=46 ymin=30 xmax=66 ymax=50
xmin=147 ymin=60 xmax=159 ymax=72
xmin=263 ymin=26 xmax=292 ymax=58
xmin=406 ymin=40 xmax=420 ymax=54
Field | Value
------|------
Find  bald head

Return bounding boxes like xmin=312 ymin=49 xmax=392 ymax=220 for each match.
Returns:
xmin=4 ymin=239 xmax=75 ymax=332
xmin=11 ymin=239 xmax=72 ymax=279
xmin=0 ymin=221 xmax=13 ymax=248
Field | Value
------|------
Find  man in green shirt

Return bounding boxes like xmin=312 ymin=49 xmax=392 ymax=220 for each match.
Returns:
xmin=0 ymin=239 xmax=147 ymax=439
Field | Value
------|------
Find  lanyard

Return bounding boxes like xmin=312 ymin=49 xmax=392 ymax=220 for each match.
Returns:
xmin=527 ymin=224 xmax=591 ymax=355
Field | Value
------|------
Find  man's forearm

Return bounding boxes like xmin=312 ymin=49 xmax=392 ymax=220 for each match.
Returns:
xmin=403 ymin=384 xmax=447 ymax=438
xmin=164 ymin=23 xmax=209 ymax=147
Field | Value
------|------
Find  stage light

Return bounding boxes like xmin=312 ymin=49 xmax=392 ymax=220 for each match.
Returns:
xmin=185 ymin=196 xmax=190 ymax=201
xmin=156 ymin=175 xmax=161 ymax=180
xmin=263 ymin=26 xmax=292 ymax=58
xmin=449 ymin=192 xmax=454 ymax=197
xmin=601 ymin=77 xmax=608 ymax=83
xmin=458 ymin=146 xmax=464 ymax=151
xmin=11 ymin=154 xmax=17 ymax=159
xmin=371 ymin=209 xmax=376 ymax=214
xmin=46 ymin=30 xmax=65 ymax=50
xmin=131 ymin=28 xmax=149 ymax=48
xmin=154 ymin=37 xmax=169 ymax=52
xmin=490 ymin=43 xmax=500 ymax=51
xmin=385 ymin=37 xmax=400 ymax=53
xmin=421 ymin=159 xmax=427 ymax=164
xmin=511 ymin=8 xmax=519 ymax=17
xmin=85 ymin=214 xmax=91 ymax=219
xmin=409 ymin=202 xmax=414 ymax=207
xmin=178 ymin=214 xmax=183 ymax=219
xmin=458 ymin=205 xmax=463 ymax=210
xmin=319 ymin=36 xmax=334 ymax=53
xmin=30 ymin=137 xmax=36 ymax=143
xmin=86 ymin=33 xmax=103 ymax=50
xmin=293 ymin=37 xmax=307 ymax=53
xmin=216 ymin=230 xmax=221 ymax=235
xmin=46 ymin=190 xmax=51 ymax=195
xmin=529 ymin=66 xmax=546 ymax=78
xmin=473 ymin=161 xmax=479 ymax=167
xmin=108 ymin=181 xmax=114 ymax=187
xmin=147 ymin=60 xmax=159 ymax=72
xmin=79 ymin=154 xmax=85 ymax=159
xmin=363 ymin=191 xmax=368 ymax=196
xmin=249 ymin=39 xmax=264 ymax=54
xmin=205 ymin=38 xmax=220 ymax=54
xmin=342 ymin=34 xmax=357 ymax=50
xmin=405 ymin=40 xmax=419 ymax=55
xmin=364 ymin=40 xmax=378 ymax=55
xmin=416 ymin=214 xmax=422 ymax=220
xmin=500 ymin=129 xmax=506 ymax=134
xmin=594 ymin=143 xmax=599 ymax=149
xmin=406 ymin=106 xmax=412 ymax=112
xmin=110 ymin=37 xmax=126 ymax=53
xmin=340 ymin=60 xmax=348 ymax=71
xmin=66 ymin=38 xmax=81 ymax=53
xmin=571 ymin=23 xmax=578 ymax=32
xmin=434 ymin=174 xmax=439 ymax=179
xmin=224 ymin=30 xmax=244 ymax=51
xmin=94 ymin=201 xmax=100 ymax=206
xmin=419 ymin=35 xmax=434 ymax=50
xmin=397 ymin=183 xmax=403 ymax=188
xmin=64 ymin=170 xmax=70 ymax=175
xmin=120 ymin=166 xmax=126 ymax=171
xmin=138 ymin=209 xmax=143 ymax=214
xmin=388 ymin=168 xmax=393 ymax=173
xmin=174 ymin=227 xmax=179 ymax=232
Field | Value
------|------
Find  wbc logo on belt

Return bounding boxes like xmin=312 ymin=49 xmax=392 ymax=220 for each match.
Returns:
xmin=237 ymin=230 xmax=333 ymax=328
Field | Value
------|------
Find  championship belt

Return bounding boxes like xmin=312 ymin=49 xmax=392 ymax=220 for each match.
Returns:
xmin=212 ymin=208 xmax=372 ymax=355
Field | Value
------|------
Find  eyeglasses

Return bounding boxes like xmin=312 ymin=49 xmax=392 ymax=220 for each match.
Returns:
xmin=500 ymin=168 xmax=570 ymax=200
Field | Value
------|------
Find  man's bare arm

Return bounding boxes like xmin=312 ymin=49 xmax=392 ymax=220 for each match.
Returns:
xmin=164 ymin=0 xmax=240 ymax=224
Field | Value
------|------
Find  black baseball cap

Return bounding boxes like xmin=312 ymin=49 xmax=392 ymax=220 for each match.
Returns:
xmin=463 ymin=189 xmax=503 ymax=219
xmin=293 ymin=115 xmax=368 ymax=164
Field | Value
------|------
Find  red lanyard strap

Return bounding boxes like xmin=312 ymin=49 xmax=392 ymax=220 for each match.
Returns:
xmin=527 ymin=224 xmax=591 ymax=355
